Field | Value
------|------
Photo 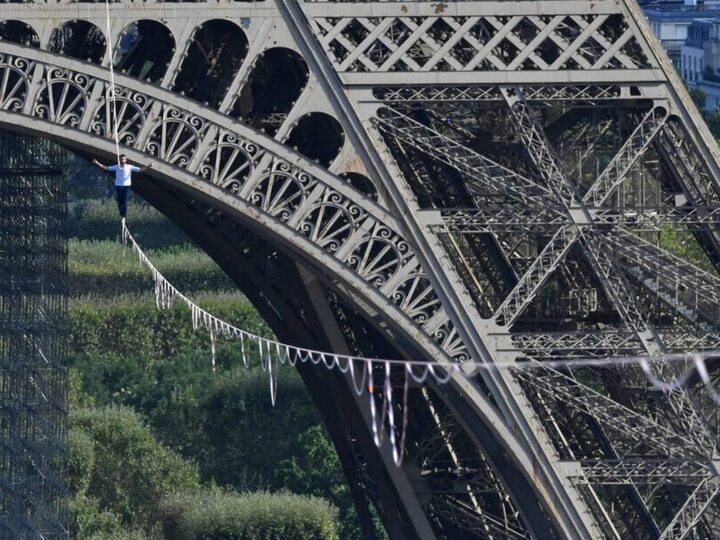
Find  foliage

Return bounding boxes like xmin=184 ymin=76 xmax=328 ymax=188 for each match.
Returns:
xmin=705 ymin=107 xmax=720 ymax=139
xmin=659 ymin=227 xmax=715 ymax=274
xmin=688 ymin=86 xmax=707 ymax=111
xmin=68 ymin=429 xmax=95 ymax=495
xmin=70 ymin=407 xmax=200 ymax=533
xmin=69 ymin=494 xmax=135 ymax=540
xmin=69 ymin=239 xmax=235 ymax=296
xmin=68 ymin=198 xmax=188 ymax=250
xmin=160 ymin=490 xmax=340 ymax=540
xmin=66 ymin=186 xmax=364 ymax=538
xmin=69 ymin=294 xmax=267 ymax=367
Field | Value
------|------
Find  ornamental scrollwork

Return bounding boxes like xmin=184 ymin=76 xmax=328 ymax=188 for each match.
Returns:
xmin=345 ymin=225 xmax=412 ymax=288
xmin=198 ymin=130 xmax=260 ymax=188
xmin=389 ymin=273 xmax=442 ymax=325
xmin=0 ymin=55 xmax=33 ymax=113
xmin=90 ymin=85 xmax=151 ymax=147
xmin=433 ymin=321 xmax=469 ymax=363
xmin=145 ymin=106 xmax=207 ymax=167
xmin=0 ymin=48 xmax=469 ymax=363
xmin=249 ymin=161 xmax=312 ymax=221
xmin=34 ymin=67 xmax=93 ymax=127
xmin=298 ymin=190 xmax=363 ymax=253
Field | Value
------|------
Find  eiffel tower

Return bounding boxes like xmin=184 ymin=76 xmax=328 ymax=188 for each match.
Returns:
xmin=1 ymin=0 xmax=720 ymax=537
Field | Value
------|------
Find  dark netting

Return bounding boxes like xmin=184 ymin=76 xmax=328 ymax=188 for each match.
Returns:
xmin=0 ymin=131 xmax=68 ymax=538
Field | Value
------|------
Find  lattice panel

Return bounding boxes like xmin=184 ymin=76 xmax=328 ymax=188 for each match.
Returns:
xmin=313 ymin=14 xmax=652 ymax=72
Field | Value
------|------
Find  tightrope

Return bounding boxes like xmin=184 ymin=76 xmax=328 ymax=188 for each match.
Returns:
xmin=121 ymin=222 xmax=720 ymax=463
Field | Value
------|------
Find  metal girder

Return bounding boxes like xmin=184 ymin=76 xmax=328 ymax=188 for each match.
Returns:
xmin=512 ymin=363 xmax=704 ymax=459
xmin=611 ymin=229 xmax=720 ymax=308
xmin=500 ymin=88 xmax=659 ymax=342
xmin=583 ymin=107 xmax=668 ymax=207
xmin=567 ymin=460 xmax=716 ymax=485
xmin=494 ymin=226 xmax=578 ymax=326
xmin=501 ymin=89 xmax=581 ymax=208
xmin=433 ymin=205 xmax=720 ymax=234
xmin=591 ymin=205 xmax=720 ymax=228
xmin=657 ymin=477 xmax=720 ymax=540
xmin=505 ymin=330 xmax=720 ymax=356
xmin=374 ymin=85 xmax=624 ymax=103
xmin=501 ymin=88 xmax=719 ymax=485
xmin=374 ymin=107 xmax=552 ymax=206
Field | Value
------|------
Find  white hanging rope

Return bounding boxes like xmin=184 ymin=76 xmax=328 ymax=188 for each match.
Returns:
xmin=103 ymin=0 xmax=121 ymax=164
xmin=121 ymin=220 xmax=720 ymax=465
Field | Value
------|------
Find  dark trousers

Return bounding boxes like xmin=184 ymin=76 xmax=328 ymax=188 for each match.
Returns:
xmin=115 ymin=186 xmax=130 ymax=218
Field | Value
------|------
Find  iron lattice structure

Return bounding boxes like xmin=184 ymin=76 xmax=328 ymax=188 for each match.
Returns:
xmin=0 ymin=131 xmax=68 ymax=538
xmin=0 ymin=0 xmax=719 ymax=537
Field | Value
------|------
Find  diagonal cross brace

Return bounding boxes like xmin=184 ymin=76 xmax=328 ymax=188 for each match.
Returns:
xmin=495 ymin=89 xmax=665 ymax=335
xmin=658 ymin=476 xmax=720 ymax=540
xmin=500 ymin=87 xmax=718 ymax=456
xmin=584 ymin=107 xmax=668 ymax=207
xmin=374 ymin=107 xmax=555 ymax=207
xmin=611 ymin=229 xmax=720 ymax=307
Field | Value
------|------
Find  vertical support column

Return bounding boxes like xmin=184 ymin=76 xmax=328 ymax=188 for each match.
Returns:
xmin=0 ymin=130 xmax=68 ymax=538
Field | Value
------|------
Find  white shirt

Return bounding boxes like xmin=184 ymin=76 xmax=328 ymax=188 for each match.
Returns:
xmin=109 ymin=164 xmax=141 ymax=187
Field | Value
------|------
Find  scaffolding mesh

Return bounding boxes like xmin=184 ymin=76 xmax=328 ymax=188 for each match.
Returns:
xmin=0 ymin=131 xmax=68 ymax=538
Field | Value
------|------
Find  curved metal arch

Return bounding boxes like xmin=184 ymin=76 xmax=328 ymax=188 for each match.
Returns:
xmin=0 ymin=43 xmax=466 ymax=357
xmin=0 ymin=43 xmax=575 ymax=538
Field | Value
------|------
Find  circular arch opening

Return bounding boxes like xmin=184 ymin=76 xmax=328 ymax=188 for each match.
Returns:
xmin=173 ymin=19 xmax=248 ymax=109
xmin=232 ymin=47 xmax=309 ymax=136
xmin=341 ymin=172 xmax=378 ymax=199
xmin=286 ymin=113 xmax=345 ymax=168
xmin=114 ymin=20 xmax=175 ymax=84
xmin=0 ymin=21 xmax=39 ymax=48
xmin=48 ymin=20 xmax=106 ymax=64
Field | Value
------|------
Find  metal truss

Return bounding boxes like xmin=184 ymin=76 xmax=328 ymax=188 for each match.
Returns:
xmin=0 ymin=132 xmax=68 ymax=538
xmin=310 ymin=10 xmax=649 ymax=74
xmin=374 ymin=107 xmax=552 ymax=205
xmin=499 ymin=88 xmax=659 ymax=339
xmin=569 ymin=460 xmax=716 ymax=485
xmin=610 ymin=229 xmax=720 ymax=308
xmin=505 ymin=330 xmax=720 ymax=356
xmin=374 ymin=85 xmax=624 ymax=103
xmin=583 ymin=107 xmax=668 ymax=207
xmin=512 ymin=363 xmax=705 ymax=459
xmin=3 ymin=0 xmax=720 ymax=537
xmin=434 ymin=205 xmax=720 ymax=234
xmin=658 ymin=477 xmax=720 ymax=540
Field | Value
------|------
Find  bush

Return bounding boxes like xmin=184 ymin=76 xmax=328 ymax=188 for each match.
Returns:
xmin=68 ymin=429 xmax=95 ymax=495
xmin=70 ymin=407 xmax=200 ymax=532
xmin=160 ymin=490 xmax=340 ymax=540
xmin=69 ymin=239 xmax=236 ymax=296
xmin=68 ymin=199 xmax=188 ymax=249
xmin=150 ymin=367 xmax=320 ymax=489
xmin=69 ymin=293 xmax=268 ymax=366
xmin=69 ymin=494 xmax=130 ymax=540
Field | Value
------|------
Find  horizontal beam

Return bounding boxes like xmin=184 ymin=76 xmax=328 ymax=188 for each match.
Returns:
xmin=428 ymin=205 xmax=720 ymax=233
xmin=304 ymin=0 xmax=625 ymax=17
xmin=342 ymin=70 xmax=666 ymax=87
xmin=561 ymin=459 xmax=717 ymax=485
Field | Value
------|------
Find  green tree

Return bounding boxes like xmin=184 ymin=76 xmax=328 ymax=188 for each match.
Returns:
xmin=70 ymin=407 xmax=200 ymax=534
xmin=688 ymin=87 xmax=707 ymax=111
xmin=705 ymin=107 xmax=720 ymax=139
xmin=160 ymin=490 xmax=340 ymax=540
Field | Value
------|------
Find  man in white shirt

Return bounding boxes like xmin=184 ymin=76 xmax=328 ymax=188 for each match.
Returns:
xmin=92 ymin=154 xmax=152 ymax=220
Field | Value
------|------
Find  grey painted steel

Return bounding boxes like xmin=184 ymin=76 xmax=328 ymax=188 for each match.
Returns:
xmin=2 ymin=0 xmax=720 ymax=537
